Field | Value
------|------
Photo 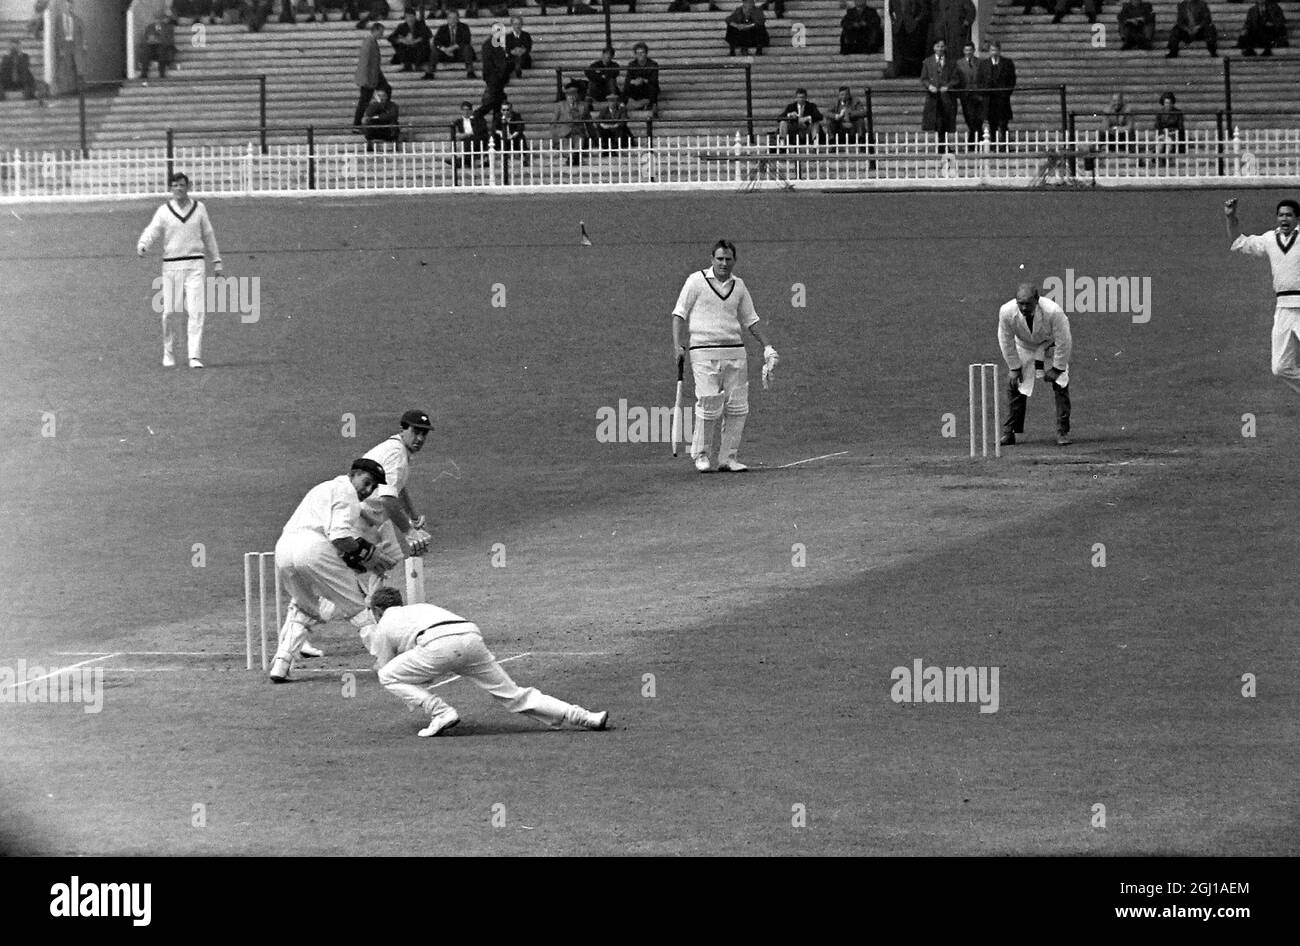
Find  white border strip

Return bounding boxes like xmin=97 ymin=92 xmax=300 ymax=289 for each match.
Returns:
xmin=777 ymin=451 xmax=849 ymax=469
xmin=0 ymin=653 xmax=120 ymax=695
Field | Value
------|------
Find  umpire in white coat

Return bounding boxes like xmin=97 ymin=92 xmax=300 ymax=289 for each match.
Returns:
xmin=997 ymin=282 xmax=1073 ymax=446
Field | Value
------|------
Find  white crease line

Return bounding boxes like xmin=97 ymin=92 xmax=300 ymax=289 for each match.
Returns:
xmin=777 ymin=451 xmax=849 ymax=469
xmin=0 ymin=653 xmax=120 ymax=695
xmin=54 ymin=651 xmax=230 ymax=656
xmin=432 ymin=651 xmax=530 ymax=689
xmin=529 ymin=651 xmax=611 ymax=656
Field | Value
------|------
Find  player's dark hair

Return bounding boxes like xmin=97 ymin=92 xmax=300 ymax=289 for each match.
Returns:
xmin=169 ymin=172 xmax=189 ymax=186
xmin=713 ymin=239 xmax=737 ymax=260
xmin=1160 ymin=91 xmax=1176 ymax=106
xmin=795 ymin=87 xmax=807 ymax=96
xmin=634 ymin=41 xmax=648 ymax=52
xmin=370 ymin=587 xmax=404 ymax=610
xmin=1277 ymin=199 xmax=1300 ymax=216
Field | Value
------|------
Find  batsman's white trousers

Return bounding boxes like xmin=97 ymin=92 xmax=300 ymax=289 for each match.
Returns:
xmin=1270 ymin=305 xmax=1300 ymax=394
xmin=160 ymin=259 xmax=206 ymax=361
xmin=690 ymin=352 xmax=749 ymax=463
xmin=273 ymin=530 xmax=369 ymax=663
xmin=378 ymin=626 xmax=584 ymax=728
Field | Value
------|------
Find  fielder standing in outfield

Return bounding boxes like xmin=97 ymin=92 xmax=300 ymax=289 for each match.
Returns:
xmin=997 ymin=282 xmax=1074 ymax=447
xmin=267 ymin=458 xmax=397 ymax=684
xmin=364 ymin=588 xmax=609 ymax=738
xmin=136 ymin=172 xmax=222 ymax=369
xmin=1225 ymin=197 xmax=1300 ymax=394
xmin=671 ymin=239 xmax=779 ymax=472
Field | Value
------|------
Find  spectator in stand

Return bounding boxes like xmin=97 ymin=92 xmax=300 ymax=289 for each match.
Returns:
xmin=668 ymin=1 xmax=723 ymax=11
xmin=929 ymin=0 xmax=975 ymax=56
xmin=450 ymin=99 xmax=489 ymax=164
xmin=356 ymin=0 xmax=397 ymax=29
xmin=28 ymin=1 xmax=48 ymax=40
xmin=984 ymin=41 xmax=1016 ymax=143
xmin=552 ymin=82 xmax=591 ymax=164
xmin=776 ymin=88 xmax=823 ymax=143
xmin=955 ymin=39 xmax=987 ymax=147
xmin=920 ymin=38 xmax=960 ymax=137
xmin=1102 ymin=91 xmax=1133 ymax=150
xmin=1237 ymin=0 xmax=1289 ymax=56
xmin=505 ymin=16 xmax=533 ymax=79
xmin=824 ymin=86 xmax=868 ymax=143
xmin=595 ymin=90 xmax=633 ymax=150
xmin=491 ymin=98 xmax=528 ymax=162
xmin=1166 ymin=0 xmax=1217 ymax=57
xmin=424 ymin=10 xmax=477 ymax=79
xmin=623 ymin=42 xmax=660 ymax=117
xmin=760 ymin=0 xmax=785 ymax=17
xmin=354 ymin=21 xmax=391 ymax=129
xmin=246 ymin=0 xmax=272 ymax=32
xmin=1021 ymin=0 xmax=1054 ymax=14
xmin=1117 ymin=0 xmax=1156 ymax=50
xmin=362 ymin=86 xmax=401 ymax=150
xmin=585 ymin=46 xmax=620 ymax=103
xmin=390 ymin=9 xmax=433 ymax=72
xmin=54 ymin=0 xmax=86 ymax=95
xmin=889 ymin=0 xmax=930 ymax=77
xmin=140 ymin=12 xmax=177 ymax=80
xmin=1051 ymin=0 xmax=1100 ymax=24
xmin=840 ymin=0 xmax=883 ymax=54
xmin=1152 ymin=91 xmax=1185 ymax=166
xmin=0 ymin=39 xmax=39 ymax=101
xmin=481 ymin=26 xmax=511 ymax=102
xmin=725 ymin=0 xmax=770 ymax=56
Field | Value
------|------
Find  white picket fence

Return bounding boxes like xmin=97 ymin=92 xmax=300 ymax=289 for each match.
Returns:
xmin=3 ymin=129 xmax=1300 ymax=200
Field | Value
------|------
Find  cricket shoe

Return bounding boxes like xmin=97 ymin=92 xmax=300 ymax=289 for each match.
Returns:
xmin=268 ymin=657 xmax=291 ymax=683
xmin=418 ymin=707 xmax=460 ymax=737
xmin=585 ymin=709 xmax=610 ymax=731
xmin=162 ymin=353 xmax=176 ymax=367
xmin=189 ymin=358 xmax=205 ymax=368
xmin=300 ymin=641 xmax=324 ymax=658
xmin=717 ymin=460 xmax=748 ymax=472
xmin=999 ymin=433 xmax=1016 ymax=446
xmin=694 ymin=455 xmax=713 ymax=473
xmin=1056 ymin=434 xmax=1073 ymax=446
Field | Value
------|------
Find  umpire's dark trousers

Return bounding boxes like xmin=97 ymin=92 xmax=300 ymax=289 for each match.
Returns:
xmin=1004 ymin=376 xmax=1071 ymax=436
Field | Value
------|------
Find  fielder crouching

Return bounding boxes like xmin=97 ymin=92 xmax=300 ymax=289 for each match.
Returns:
xmin=268 ymin=457 xmax=397 ymax=683
xmin=365 ymin=588 xmax=609 ymax=738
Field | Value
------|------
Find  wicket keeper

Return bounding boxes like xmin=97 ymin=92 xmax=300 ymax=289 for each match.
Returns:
xmin=671 ymin=239 xmax=779 ymax=472
xmin=1225 ymin=197 xmax=1300 ymax=394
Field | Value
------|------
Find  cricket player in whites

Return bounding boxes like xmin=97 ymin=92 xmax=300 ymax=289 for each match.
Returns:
xmin=671 ymin=240 xmax=779 ymax=472
xmin=998 ymin=282 xmax=1074 ymax=447
xmin=365 ymin=587 xmax=609 ymax=737
xmin=137 ymin=172 xmax=222 ymax=368
xmin=1226 ymin=197 xmax=1300 ymax=394
xmin=268 ymin=458 xmax=397 ymax=683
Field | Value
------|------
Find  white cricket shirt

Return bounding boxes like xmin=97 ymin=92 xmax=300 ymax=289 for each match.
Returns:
xmin=1231 ymin=230 xmax=1300 ymax=307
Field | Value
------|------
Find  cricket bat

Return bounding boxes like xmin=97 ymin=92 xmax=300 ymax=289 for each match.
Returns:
xmin=671 ymin=358 xmax=684 ymax=457
xmin=404 ymin=556 xmax=426 ymax=604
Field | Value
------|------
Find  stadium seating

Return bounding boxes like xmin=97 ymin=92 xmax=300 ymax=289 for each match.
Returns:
xmin=1 ymin=1 xmax=1297 ymax=153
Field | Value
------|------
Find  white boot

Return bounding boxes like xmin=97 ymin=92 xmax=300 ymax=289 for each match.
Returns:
xmin=268 ymin=656 xmax=291 ymax=683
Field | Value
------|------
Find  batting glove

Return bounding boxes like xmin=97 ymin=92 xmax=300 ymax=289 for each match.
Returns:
xmin=406 ymin=528 xmax=432 ymax=557
xmin=761 ymin=345 xmax=780 ymax=389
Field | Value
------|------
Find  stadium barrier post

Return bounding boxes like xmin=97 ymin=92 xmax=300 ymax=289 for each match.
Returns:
xmin=554 ymin=69 xmax=562 ymax=102
xmin=1067 ymin=112 xmax=1077 ymax=179
xmin=1058 ymin=84 xmax=1067 ymax=133
xmin=864 ymin=87 xmax=875 ymax=171
xmin=1222 ymin=57 xmax=1232 ymax=135
xmin=78 ymin=86 xmax=87 ymax=157
xmin=745 ymin=65 xmax=755 ymax=144
xmin=1215 ymin=111 xmax=1225 ymax=177
xmin=259 ymin=75 xmax=268 ymax=156
xmin=603 ymin=0 xmax=613 ymax=51
xmin=307 ymin=126 xmax=316 ymax=190
xmin=165 ymin=128 xmax=174 ymax=184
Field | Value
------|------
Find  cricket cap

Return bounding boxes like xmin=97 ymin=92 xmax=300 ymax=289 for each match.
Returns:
xmin=400 ymin=409 xmax=433 ymax=431
xmin=350 ymin=458 xmax=387 ymax=485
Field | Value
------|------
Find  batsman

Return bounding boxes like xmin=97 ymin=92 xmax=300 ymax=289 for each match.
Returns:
xmin=671 ymin=239 xmax=779 ymax=472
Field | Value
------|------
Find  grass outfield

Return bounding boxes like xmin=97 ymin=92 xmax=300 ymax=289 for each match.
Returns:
xmin=0 ymin=189 xmax=1296 ymax=855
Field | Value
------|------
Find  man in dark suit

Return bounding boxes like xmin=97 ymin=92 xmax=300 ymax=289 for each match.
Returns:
xmin=362 ymin=86 xmax=400 ymax=150
xmin=776 ymin=88 xmax=823 ymax=143
xmin=1 ymin=38 xmax=39 ymax=100
xmin=1237 ymin=0 xmax=1289 ymax=56
xmin=1166 ymin=0 xmax=1217 ymax=56
xmin=983 ymin=41 xmax=1016 ymax=143
xmin=354 ymin=20 xmax=390 ymax=129
xmin=1117 ymin=0 xmax=1156 ymax=49
xmin=490 ymin=98 xmax=528 ymax=164
xmin=505 ymin=16 xmax=533 ymax=79
xmin=840 ymin=0 xmax=883 ymax=54
xmin=920 ymin=39 xmax=961 ymax=135
xmin=955 ymin=40 xmax=987 ymax=147
xmin=595 ymin=91 xmax=633 ymax=151
xmin=450 ymin=99 xmax=489 ymax=165
xmin=423 ymin=10 xmax=476 ymax=79
xmin=389 ymin=9 xmax=432 ymax=72
xmin=584 ymin=46 xmax=619 ymax=103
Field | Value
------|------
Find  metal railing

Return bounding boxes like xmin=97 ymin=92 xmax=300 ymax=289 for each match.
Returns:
xmin=6 ymin=127 xmax=1300 ymax=200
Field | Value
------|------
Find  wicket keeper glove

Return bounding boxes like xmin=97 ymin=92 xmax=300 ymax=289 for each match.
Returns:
xmin=762 ymin=345 xmax=780 ymax=389
xmin=341 ymin=538 xmax=376 ymax=573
